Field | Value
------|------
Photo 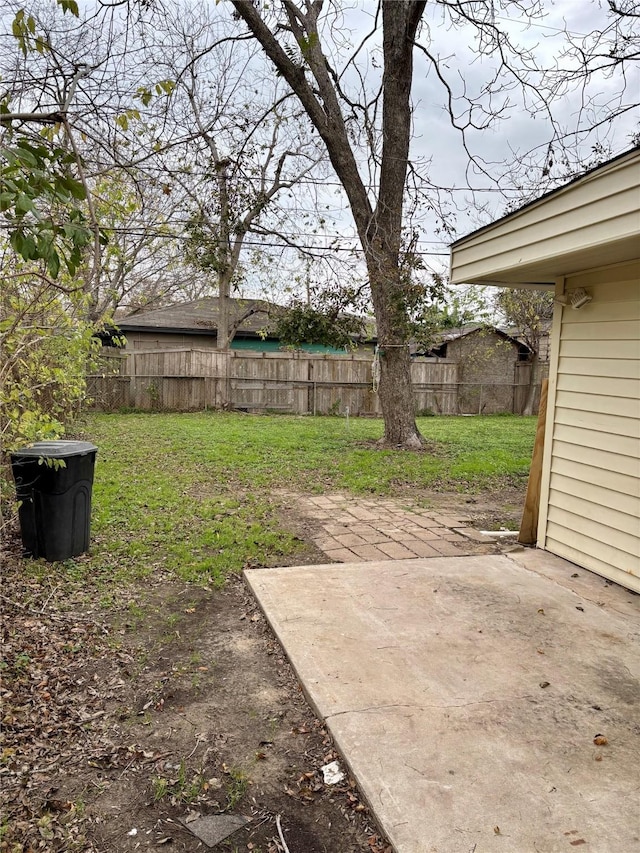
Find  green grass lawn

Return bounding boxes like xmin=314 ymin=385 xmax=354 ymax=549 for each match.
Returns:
xmin=69 ymin=412 xmax=535 ymax=589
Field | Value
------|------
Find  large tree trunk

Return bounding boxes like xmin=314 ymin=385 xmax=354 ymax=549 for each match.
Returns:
xmin=377 ymin=345 xmax=420 ymax=446
xmin=230 ymin=0 xmax=426 ymax=447
xmin=366 ymin=247 xmax=423 ymax=448
xmin=362 ymin=1 xmax=426 ymax=447
xmin=370 ymin=283 xmax=422 ymax=446
xmin=216 ymin=271 xmax=232 ymax=351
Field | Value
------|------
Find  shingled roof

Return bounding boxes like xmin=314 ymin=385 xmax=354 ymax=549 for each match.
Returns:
xmin=435 ymin=324 xmax=532 ymax=350
xmin=116 ymin=297 xmax=276 ymax=338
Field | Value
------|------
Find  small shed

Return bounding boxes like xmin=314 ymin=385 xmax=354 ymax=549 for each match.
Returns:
xmin=450 ymin=146 xmax=639 ymax=593
xmin=429 ymin=325 xmax=533 ymax=414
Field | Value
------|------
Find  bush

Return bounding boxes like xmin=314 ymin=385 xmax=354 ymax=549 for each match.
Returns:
xmin=0 ymin=133 xmax=98 ymax=524
xmin=0 ymin=265 xmax=99 ymax=523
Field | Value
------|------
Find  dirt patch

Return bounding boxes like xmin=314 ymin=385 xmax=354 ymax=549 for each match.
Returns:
xmin=402 ymin=487 xmax=526 ymax=531
xmin=1 ymin=538 xmax=391 ymax=853
xmin=354 ymin=438 xmax=442 ymax=455
xmin=1 ymin=486 xmax=524 ymax=852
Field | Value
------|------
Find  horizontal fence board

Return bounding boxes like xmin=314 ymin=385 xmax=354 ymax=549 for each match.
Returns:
xmin=91 ymin=349 xmax=541 ymax=416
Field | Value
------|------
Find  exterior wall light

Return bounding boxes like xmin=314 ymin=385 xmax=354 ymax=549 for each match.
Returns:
xmin=555 ymin=288 xmax=593 ymax=309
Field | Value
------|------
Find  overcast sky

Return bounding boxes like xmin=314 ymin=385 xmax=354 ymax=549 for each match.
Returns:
xmin=297 ymin=0 xmax=639 ymax=272
xmin=200 ymin=0 xmax=637 ymax=284
xmin=2 ymin=0 xmax=637 ymax=288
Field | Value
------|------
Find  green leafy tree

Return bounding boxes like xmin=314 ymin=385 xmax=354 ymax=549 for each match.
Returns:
xmin=1 ymin=124 xmax=100 ymax=520
xmin=0 ymin=259 xmax=99 ymax=450
xmin=0 ymin=137 xmax=90 ymax=278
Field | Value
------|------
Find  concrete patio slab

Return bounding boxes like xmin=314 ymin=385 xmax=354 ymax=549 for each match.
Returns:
xmin=245 ymin=554 xmax=640 ymax=853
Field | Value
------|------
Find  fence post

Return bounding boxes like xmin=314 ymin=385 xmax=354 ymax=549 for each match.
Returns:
xmin=519 ymin=378 xmax=549 ymax=545
xmin=225 ymin=350 xmax=231 ymax=409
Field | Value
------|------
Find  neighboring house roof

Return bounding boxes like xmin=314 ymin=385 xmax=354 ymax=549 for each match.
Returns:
xmin=421 ymin=325 xmax=533 ymax=359
xmin=503 ymin=320 xmax=552 ymax=339
xmin=435 ymin=324 xmax=532 ymax=351
xmin=116 ymin=297 xmax=376 ymax=348
xmin=503 ymin=321 xmax=552 ymax=359
xmin=116 ymin=297 xmax=276 ymax=338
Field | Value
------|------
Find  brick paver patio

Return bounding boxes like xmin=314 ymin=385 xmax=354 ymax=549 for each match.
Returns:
xmin=296 ymin=494 xmax=504 ymax=562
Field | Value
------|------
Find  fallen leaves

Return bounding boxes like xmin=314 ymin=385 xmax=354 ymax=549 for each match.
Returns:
xmin=0 ymin=547 xmax=123 ymax=851
xmin=0 ymin=537 xmax=395 ymax=853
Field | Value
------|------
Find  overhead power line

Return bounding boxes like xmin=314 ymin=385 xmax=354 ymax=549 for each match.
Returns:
xmin=0 ymin=222 xmax=451 ymax=256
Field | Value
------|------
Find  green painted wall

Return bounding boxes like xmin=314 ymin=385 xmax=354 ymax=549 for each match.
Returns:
xmin=231 ymin=337 xmax=355 ymax=355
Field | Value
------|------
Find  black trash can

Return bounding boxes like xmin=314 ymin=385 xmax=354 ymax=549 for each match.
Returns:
xmin=10 ymin=440 xmax=98 ymax=562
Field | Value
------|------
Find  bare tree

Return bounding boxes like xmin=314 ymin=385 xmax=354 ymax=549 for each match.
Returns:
xmin=89 ymin=170 xmax=211 ymax=319
xmin=228 ymin=0 xmax=638 ymax=444
xmin=0 ymin=0 xmax=156 ymax=319
xmin=494 ymin=288 xmax=554 ymax=415
xmin=3 ymin=0 xmax=636 ymax=429
xmin=230 ymin=0 xmax=428 ymax=447
xmin=143 ymin=3 xmax=327 ymax=348
xmin=2 ymin=1 xmax=334 ymax=341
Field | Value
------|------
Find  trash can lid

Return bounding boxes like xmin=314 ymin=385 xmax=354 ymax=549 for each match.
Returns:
xmin=10 ymin=440 xmax=98 ymax=459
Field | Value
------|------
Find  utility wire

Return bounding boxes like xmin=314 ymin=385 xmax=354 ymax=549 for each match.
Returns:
xmin=0 ymin=224 xmax=451 ymax=256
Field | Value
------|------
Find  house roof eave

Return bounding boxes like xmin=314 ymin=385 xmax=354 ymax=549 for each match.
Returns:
xmin=450 ymin=145 xmax=640 ymax=251
xmin=449 ymin=146 xmax=640 ymax=286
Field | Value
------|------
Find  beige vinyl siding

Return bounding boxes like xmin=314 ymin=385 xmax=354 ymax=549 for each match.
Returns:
xmin=550 ymin=457 xmax=637 ymax=500
xmin=559 ymin=339 xmax=639 ymax=360
xmin=450 ymin=150 xmax=640 ymax=591
xmin=551 ymin=477 xmax=636 ymax=517
xmin=552 ymin=423 xmax=639 ymax=458
xmin=548 ymin=489 xmax=638 ymax=536
xmin=543 ymin=262 xmax=640 ymax=591
xmin=556 ymin=374 xmax=638 ymax=396
xmin=543 ymin=529 xmax=638 ymax=592
xmin=554 ymin=406 xmax=639 ymax=438
xmin=551 ymin=440 xmax=638 ymax=477
xmin=557 ymin=358 xmax=638 ymax=379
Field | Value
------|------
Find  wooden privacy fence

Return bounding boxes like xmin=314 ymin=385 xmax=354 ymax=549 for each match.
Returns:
xmin=88 ymin=348 xmax=537 ymax=415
